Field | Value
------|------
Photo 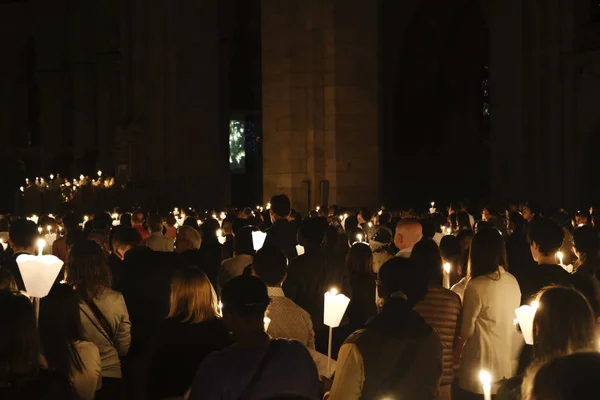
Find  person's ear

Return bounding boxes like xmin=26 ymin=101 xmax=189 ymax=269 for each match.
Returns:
xmin=251 ymin=268 xmax=258 ymax=278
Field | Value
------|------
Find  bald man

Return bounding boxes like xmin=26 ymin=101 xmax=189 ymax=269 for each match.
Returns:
xmin=394 ymin=219 xmax=423 ymax=258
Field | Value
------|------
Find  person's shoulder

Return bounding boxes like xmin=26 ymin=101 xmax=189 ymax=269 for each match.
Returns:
xmin=74 ymin=341 xmax=100 ymax=360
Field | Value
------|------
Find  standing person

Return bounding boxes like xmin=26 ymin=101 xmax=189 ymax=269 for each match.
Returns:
xmin=345 ymin=242 xmax=377 ymax=331
xmin=411 ymin=240 xmax=462 ymax=400
xmin=394 ymin=219 xmax=423 ymax=258
xmin=131 ymin=211 xmax=149 ymax=241
xmin=148 ymin=267 xmax=232 ymax=399
xmin=164 ymin=215 xmax=178 ymax=240
xmin=496 ymin=285 xmax=596 ymax=400
xmin=522 ymin=201 xmax=540 ymax=224
xmin=39 ymin=284 xmax=102 ymax=400
xmin=52 ymin=213 xmax=80 ymax=262
xmin=144 ymin=214 xmax=174 ymax=252
xmin=264 ymin=194 xmax=298 ymax=260
xmin=457 ymin=228 xmax=521 ymax=399
xmin=505 ymin=212 xmax=535 ymax=280
xmin=1 ymin=219 xmax=37 ymax=291
xmin=67 ymin=240 xmax=131 ymax=399
xmin=218 ymin=226 xmax=256 ymax=293
xmin=572 ymin=225 xmax=600 ymax=276
xmin=188 ymin=275 xmax=321 ymax=400
xmin=251 ymin=245 xmax=315 ymax=349
xmin=283 ymin=218 xmax=352 ymax=355
xmin=0 ymin=291 xmax=77 ymax=400
xmin=330 ymin=257 xmax=443 ymax=400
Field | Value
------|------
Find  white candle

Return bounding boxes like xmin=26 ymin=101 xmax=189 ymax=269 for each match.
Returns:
xmin=479 ymin=370 xmax=492 ymax=400
xmin=46 ymin=226 xmax=51 ymax=234
xmin=218 ymin=301 xmax=223 ymax=317
xmin=443 ymin=263 xmax=451 ymax=289
xmin=79 ymin=174 xmax=84 ymax=181
xmin=20 ymin=186 xmax=24 ymax=192
xmin=357 ymin=233 xmax=363 ymax=243
xmin=266 ymin=203 xmax=271 ymax=210
xmin=37 ymin=227 xmax=42 ymax=235
xmin=557 ymin=251 xmax=564 ymax=266
xmin=83 ymin=216 xmax=89 ymax=222
xmin=36 ymin=238 xmax=46 ymax=256
xmin=97 ymin=170 xmax=102 ymax=177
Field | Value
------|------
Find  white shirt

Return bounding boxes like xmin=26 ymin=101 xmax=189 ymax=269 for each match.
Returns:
xmin=145 ymin=232 xmax=174 ymax=252
xmin=218 ymin=254 xmax=254 ymax=293
xmin=459 ymin=267 xmax=521 ymax=394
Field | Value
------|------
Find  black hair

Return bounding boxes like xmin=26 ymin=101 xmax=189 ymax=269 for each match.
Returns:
xmin=112 ymin=227 xmax=143 ymax=248
xmin=65 ymin=229 xmax=85 ymax=250
xmin=468 ymin=227 xmax=507 ymax=279
xmin=270 ymin=194 xmax=291 ymax=219
xmin=410 ymin=239 xmax=443 ymax=285
xmin=252 ymin=245 xmax=288 ymax=286
xmin=221 ymin=275 xmax=271 ymax=317
xmin=528 ymin=218 xmax=565 ymax=256
xmin=359 ymin=208 xmax=372 ymax=222
xmin=573 ymin=226 xmax=600 ymax=258
xmin=456 ymin=211 xmax=471 ymax=230
xmin=234 ymin=226 xmax=256 ymax=256
xmin=62 ymin=214 xmax=80 ymax=232
xmin=120 ymin=213 xmax=132 ymax=228
xmin=9 ymin=219 xmax=38 ymax=249
xmin=147 ymin=214 xmax=164 ymax=233
xmin=299 ymin=218 xmax=327 ymax=247
xmin=509 ymin=211 xmax=526 ymax=234
xmin=378 ymin=257 xmax=427 ymax=308
xmin=39 ymin=284 xmax=85 ymax=376
xmin=92 ymin=213 xmax=112 ymax=231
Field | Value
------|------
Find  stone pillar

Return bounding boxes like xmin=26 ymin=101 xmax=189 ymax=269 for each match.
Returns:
xmin=262 ymin=0 xmax=379 ymax=213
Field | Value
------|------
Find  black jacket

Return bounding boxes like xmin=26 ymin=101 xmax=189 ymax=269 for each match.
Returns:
xmin=265 ymin=219 xmax=298 ymax=260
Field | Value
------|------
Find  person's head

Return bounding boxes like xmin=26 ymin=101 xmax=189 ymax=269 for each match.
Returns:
xmin=344 ymin=215 xmax=359 ymax=233
xmin=234 ymin=226 xmax=255 ymax=256
xmin=298 ymin=218 xmax=327 ymax=248
xmin=572 ymin=226 xmax=599 ymax=261
xmin=379 ymin=211 xmax=392 ymax=227
xmin=532 ymin=286 xmax=595 ymax=363
xmin=111 ymin=227 xmax=143 ymax=260
xmin=62 ymin=213 xmax=80 ymax=234
xmin=439 ymin=235 xmax=461 ymax=264
xmin=199 ymin=218 xmax=219 ymax=242
xmin=0 ymin=218 xmax=9 ymax=232
xmin=522 ymin=352 xmax=600 ymax=400
xmin=269 ymin=194 xmax=291 ymax=222
xmin=508 ymin=211 xmax=526 ymax=235
xmin=411 ymin=239 xmax=443 ymax=285
xmin=165 ymin=214 xmax=177 ymax=227
xmin=183 ymin=217 xmax=200 ymax=231
xmin=346 ymin=243 xmax=374 ymax=275
xmin=456 ymin=211 xmax=471 ymax=230
xmin=221 ymin=275 xmax=271 ymax=340
xmin=468 ymin=227 xmax=507 ymax=279
xmin=456 ymin=229 xmax=474 ymax=253
xmin=175 ymin=226 xmax=202 ymax=253
xmin=482 ymin=206 xmax=496 ymax=222
xmin=168 ymin=267 xmax=219 ymax=323
xmin=120 ymin=213 xmax=132 ymax=227
xmin=147 ymin=214 xmax=164 ymax=234
xmin=372 ymin=227 xmax=393 ymax=244
xmin=39 ymin=284 xmax=85 ymax=376
xmin=523 ymin=201 xmax=540 ymax=223
xmin=252 ymin=245 xmax=288 ymax=287
xmin=66 ymin=229 xmax=85 ymax=251
xmin=132 ymin=211 xmax=145 ymax=226
xmin=92 ymin=212 xmax=112 ymax=232
xmin=67 ymin=240 xmax=112 ymax=302
xmin=377 ymin=257 xmax=427 ymax=309
xmin=0 ymin=290 xmax=40 ymax=382
xmin=528 ymin=218 xmax=565 ymax=262
xmin=358 ymin=208 xmax=371 ymax=224
xmin=575 ymin=210 xmax=590 ymax=227
xmin=8 ymin=219 xmax=37 ymax=253
xmin=394 ymin=219 xmax=423 ymax=251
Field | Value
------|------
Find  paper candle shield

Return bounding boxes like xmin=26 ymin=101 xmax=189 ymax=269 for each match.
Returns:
xmin=515 ymin=305 xmax=537 ymax=345
xmin=324 ymin=291 xmax=350 ymax=328
xmin=44 ymin=233 xmax=57 ymax=248
xmin=17 ymin=254 xmax=64 ymax=298
xmin=296 ymin=244 xmax=305 ymax=256
xmin=264 ymin=317 xmax=271 ymax=331
xmin=252 ymin=231 xmax=267 ymax=251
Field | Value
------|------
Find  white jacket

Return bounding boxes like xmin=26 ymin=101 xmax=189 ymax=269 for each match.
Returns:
xmin=458 ymin=267 xmax=521 ymax=394
xmin=80 ymin=288 xmax=131 ymax=378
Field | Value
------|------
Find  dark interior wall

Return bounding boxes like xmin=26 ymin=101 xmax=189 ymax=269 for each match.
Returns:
xmin=380 ymin=0 xmax=488 ymax=209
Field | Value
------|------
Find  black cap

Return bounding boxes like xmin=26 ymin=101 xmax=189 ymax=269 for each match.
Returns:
xmin=221 ymin=275 xmax=271 ymax=317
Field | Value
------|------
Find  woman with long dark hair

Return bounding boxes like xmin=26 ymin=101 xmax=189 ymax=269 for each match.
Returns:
xmin=39 ymin=284 xmax=101 ymax=400
xmin=457 ymin=228 xmax=521 ymax=399
xmin=67 ymin=240 xmax=131 ymax=399
xmin=345 ymin=242 xmax=376 ymax=331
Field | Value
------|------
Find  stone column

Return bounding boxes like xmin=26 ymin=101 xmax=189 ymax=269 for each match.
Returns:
xmin=262 ymin=0 xmax=379 ymax=213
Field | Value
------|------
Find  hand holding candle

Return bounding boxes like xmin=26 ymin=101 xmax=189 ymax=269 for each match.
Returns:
xmin=556 ymin=251 xmax=564 ymax=266
xmin=479 ymin=370 xmax=492 ymax=400
xmin=515 ymin=301 xmax=539 ymax=345
xmin=324 ymin=287 xmax=351 ymax=378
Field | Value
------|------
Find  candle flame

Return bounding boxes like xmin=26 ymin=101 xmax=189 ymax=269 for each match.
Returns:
xmin=97 ymin=170 xmax=102 ymax=177
xmin=217 ymin=229 xmax=223 ymax=237
xmin=330 ymin=287 xmax=338 ymax=296
xmin=531 ymin=300 xmax=539 ymax=310
xmin=431 ymin=201 xmax=435 ymax=207
xmin=479 ymin=370 xmax=492 ymax=386
xmin=47 ymin=225 xmax=51 ymax=233
xmin=37 ymin=227 xmax=42 ymax=234
xmin=443 ymin=262 xmax=451 ymax=273
xmin=36 ymin=238 xmax=46 ymax=256
xmin=79 ymin=174 xmax=84 ymax=181
xmin=357 ymin=234 xmax=363 ymax=242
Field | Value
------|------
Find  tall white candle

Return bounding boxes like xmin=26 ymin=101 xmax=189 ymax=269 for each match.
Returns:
xmin=443 ymin=263 xmax=451 ymax=289
xmin=556 ymin=251 xmax=564 ymax=266
xmin=479 ymin=370 xmax=492 ymax=400
xmin=37 ymin=238 xmax=46 ymax=257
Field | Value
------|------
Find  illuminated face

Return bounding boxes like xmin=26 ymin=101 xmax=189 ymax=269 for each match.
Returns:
xmin=523 ymin=207 xmax=534 ymax=222
xmin=482 ymin=209 xmax=491 ymax=222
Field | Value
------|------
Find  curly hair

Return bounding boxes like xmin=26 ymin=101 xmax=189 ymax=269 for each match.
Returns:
xmin=67 ymin=240 xmax=112 ymax=301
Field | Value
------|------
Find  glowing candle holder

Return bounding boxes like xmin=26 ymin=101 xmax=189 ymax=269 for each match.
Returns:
xmin=443 ymin=263 xmax=451 ymax=289
xmin=252 ymin=231 xmax=267 ymax=251
xmin=356 ymin=233 xmax=364 ymax=243
xmin=556 ymin=251 xmax=564 ymax=266
xmin=264 ymin=316 xmax=271 ymax=331
xmin=515 ymin=301 xmax=539 ymax=345
xmin=324 ymin=288 xmax=351 ymax=377
xmin=217 ymin=229 xmax=226 ymax=245
xmin=479 ymin=370 xmax=492 ymax=400
xmin=17 ymin=254 xmax=63 ymax=298
xmin=0 ymin=239 xmax=7 ymax=251
xmin=296 ymin=244 xmax=305 ymax=256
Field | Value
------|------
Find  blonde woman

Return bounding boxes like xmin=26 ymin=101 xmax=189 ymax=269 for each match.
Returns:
xmin=148 ymin=267 xmax=232 ymax=399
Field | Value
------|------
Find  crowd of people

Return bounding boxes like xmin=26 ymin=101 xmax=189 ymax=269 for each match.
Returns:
xmin=1 ymin=195 xmax=600 ymax=399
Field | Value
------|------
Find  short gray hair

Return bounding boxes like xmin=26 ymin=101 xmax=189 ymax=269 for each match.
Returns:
xmin=178 ymin=226 xmax=201 ymax=249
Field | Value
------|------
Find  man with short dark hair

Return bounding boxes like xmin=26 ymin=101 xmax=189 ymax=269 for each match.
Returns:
xmin=522 ymin=201 xmax=540 ymax=223
xmin=283 ymin=218 xmax=351 ymax=354
xmin=145 ymin=215 xmax=173 ymax=252
xmin=252 ymin=245 xmax=315 ymax=349
xmin=520 ymin=217 xmax=572 ymax=304
xmin=1 ymin=219 xmax=38 ymax=290
xmin=330 ymin=257 xmax=443 ymax=399
xmin=264 ymin=194 xmax=298 ymax=260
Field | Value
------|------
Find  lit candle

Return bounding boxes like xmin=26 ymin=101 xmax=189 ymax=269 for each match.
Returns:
xmin=357 ymin=233 xmax=363 ymax=243
xmin=111 ymin=213 xmax=119 ymax=220
xmin=46 ymin=226 xmax=51 ymax=234
xmin=316 ymin=206 xmax=320 ymax=212
xmin=378 ymin=209 xmax=383 ymax=216
xmin=59 ymin=226 xmax=63 ymax=233
xmin=20 ymin=186 xmax=24 ymax=192
xmin=324 ymin=287 xmax=351 ymax=378
xmin=220 ymin=212 xmax=226 ymax=220
xmin=557 ymin=251 xmax=564 ymax=266
xmin=36 ymin=238 xmax=46 ymax=256
xmin=368 ymin=222 xmax=373 ymax=229
xmin=479 ymin=370 xmax=492 ymax=400
xmin=37 ymin=227 xmax=42 ymax=235
xmin=49 ymin=174 xmax=54 ymax=180
xmin=218 ymin=301 xmax=223 ymax=317
xmin=431 ymin=201 xmax=435 ymax=207
xmin=83 ymin=216 xmax=89 ymax=223
xmin=266 ymin=203 xmax=271 ymax=210
xmin=79 ymin=174 xmax=84 ymax=181
xmin=196 ymin=219 xmax=201 ymax=226
xmin=443 ymin=263 xmax=451 ymax=289
xmin=97 ymin=170 xmax=102 ymax=177
xmin=339 ymin=215 xmax=344 ymax=221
